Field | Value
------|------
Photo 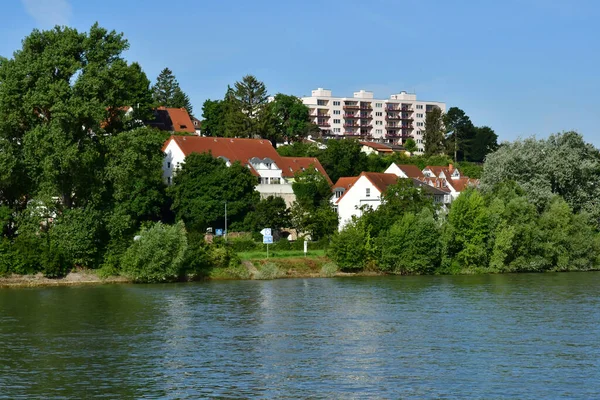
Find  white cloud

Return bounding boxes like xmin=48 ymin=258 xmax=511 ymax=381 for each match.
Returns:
xmin=21 ymin=0 xmax=72 ymax=28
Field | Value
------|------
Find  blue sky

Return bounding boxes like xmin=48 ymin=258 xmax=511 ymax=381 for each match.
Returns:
xmin=3 ymin=0 xmax=600 ymax=145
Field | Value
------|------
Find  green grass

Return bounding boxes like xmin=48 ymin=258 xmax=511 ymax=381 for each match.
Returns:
xmin=237 ymin=249 xmax=326 ymax=261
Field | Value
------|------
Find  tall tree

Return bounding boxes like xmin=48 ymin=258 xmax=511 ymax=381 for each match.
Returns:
xmin=470 ymin=126 xmax=498 ymax=162
xmin=151 ymin=67 xmax=193 ymax=116
xmin=443 ymin=107 xmax=476 ymax=162
xmin=201 ymin=99 xmax=225 ymax=137
xmin=424 ymin=106 xmax=445 ymax=156
xmin=224 ymin=75 xmax=269 ymax=138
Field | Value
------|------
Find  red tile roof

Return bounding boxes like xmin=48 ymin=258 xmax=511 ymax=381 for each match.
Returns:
xmin=447 ymin=177 xmax=479 ymax=192
xmin=361 ymin=172 xmax=400 ymax=194
xmin=333 ymin=176 xmax=359 ymax=190
xmin=165 ymin=136 xmax=331 ymax=182
xmin=158 ymin=107 xmax=196 ymax=133
xmin=394 ymin=164 xmax=425 ymax=179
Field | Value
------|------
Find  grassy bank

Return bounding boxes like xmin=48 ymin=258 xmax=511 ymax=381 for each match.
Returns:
xmin=237 ymin=249 xmax=326 ymax=260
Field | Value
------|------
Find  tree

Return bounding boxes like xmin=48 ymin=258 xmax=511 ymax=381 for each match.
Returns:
xmin=121 ymin=221 xmax=188 ymax=282
xmin=0 ymin=23 xmax=153 ymax=211
xmin=318 ymin=139 xmax=368 ymax=183
xmin=378 ymin=209 xmax=441 ymax=274
xmin=444 ymin=107 xmax=476 ymax=162
xmin=269 ymin=94 xmax=318 ymax=145
xmin=404 ymin=138 xmax=418 ymax=153
xmin=201 ymin=99 xmax=225 ymax=137
xmin=222 ymin=75 xmax=269 ymax=138
xmin=424 ymin=106 xmax=445 ymax=156
xmin=168 ymin=153 xmax=260 ymax=234
xmin=152 ymin=67 xmax=193 ymax=116
xmin=480 ymin=132 xmax=600 ymax=219
xmin=244 ymin=196 xmax=291 ymax=233
xmin=470 ymin=126 xmax=498 ymax=163
xmin=290 ymin=168 xmax=337 ymax=240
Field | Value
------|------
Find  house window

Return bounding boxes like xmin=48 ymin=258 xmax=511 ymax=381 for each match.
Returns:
xmin=416 ymin=104 xmax=423 ymax=109
xmin=375 ymin=112 xmax=383 ymax=117
xmin=366 ymin=188 xmax=371 ymax=197
xmin=416 ymin=113 xmax=424 ymax=118
xmin=333 ymin=128 xmax=341 ymax=133
xmin=376 ymin=129 xmax=383 ymax=134
xmin=333 ymin=101 xmax=340 ymax=106
xmin=317 ymin=99 xmax=327 ymax=106
xmin=333 ymin=119 xmax=341 ymax=124
xmin=333 ymin=110 xmax=341 ymax=115
xmin=375 ymin=120 xmax=383 ymax=125
xmin=417 ymin=122 xmax=424 ymax=127
xmin=265 ymin=162 xmax=272 ymax=169
xmin=167 ymin=162 xmax=171 ymax=169
xmin=375 ymin=103 xmax=382 ymax=107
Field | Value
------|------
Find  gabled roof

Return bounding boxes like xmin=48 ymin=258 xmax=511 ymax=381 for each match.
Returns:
xmin=361 ymin=172 xmax=400 ymax=194
xmin=411 ymin=178 xmax=450 ymax=195
xmin=394 ymin=164 xmax=425 ymax=179
xmin=164 ymin=136 xmax=331 ymax=182
xmin=447 ymin=177 xmax=479 ymax=192
xmin=333 ymin=176 xmax=359 ymax=190
xmin=424 ymin=165 xmax=460 ymax=179
xmin=150 ymin=107 xmax=196 ymax=133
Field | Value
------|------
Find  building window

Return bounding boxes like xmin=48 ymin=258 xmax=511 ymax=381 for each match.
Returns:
xmin=333 ymin=101 xmax=340 ymax=106
xmin=333 ymin=119 xmax=341 ymax=124
xmin=317 ymin=99 xmax=327 ymax=106
xmin=416 ymin=104 xmax=423 ymax=109
xmin=416 ymin=113 xmax=423 ymax=118
xmin=375 ymin=112 xmax=383 ymax=117
xmin=366 ymin=188 xmax=371 ymax=197
xmin=417 ymin=122 xmax=424 ymax=127
xmin=376 ymin=129 xmax=383 ymax=134
xmin=167 ymin=162 xmax=171 ymax=169
xmin=333 ymin=110 xmax=340 ymax=115
xmin=333 ymin=128 xmax=341 ymax=133
xmin=375 ymin=120 xmax=383 ymax=125
xmin=375 ymin=103 xmax=382 ymax=107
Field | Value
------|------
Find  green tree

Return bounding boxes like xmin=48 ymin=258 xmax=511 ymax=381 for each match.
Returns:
xmin=480 ymin=132 xmax=600 ymax=220
xmin=276 ymin=141 xmax=322 ymax=157
xmin=121 ymin=221 xmax=188 ymax=282
xmin=290 ymin=168 xmax=337 ymax=240
xmin=424 ymin=106 xmax=445 ymax=156
xmin=470 ymin=126 xmax=498 ymax=163
xmin=269 ymin=93 xmax=318 ymax=145
xmin=328 ymin=218 xmax=373 ymax=271
xmin=318 ymin=139 xmax=368 ymax=183
xmin=201 ymin=99 xmax=225 ymax=137
xmin=223 ymin=75 xmax=269 ymax=138
xmin=168 ymin=152 xmax=260 ymax=234
xmin=378 ymin=209 xmax=441 ymax=274
xmin=244 ymin=196 xmax=291 ymax=233
xmin=404 ymin=138 xmax=418 ymax=153
xmin=444 ymin=107 xmax=476 ymax=162
xmin=152 ymin=67 xmax=193 ymax=116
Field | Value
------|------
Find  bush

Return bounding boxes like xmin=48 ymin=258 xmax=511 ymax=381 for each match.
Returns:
xmin=208 ymin=245 xmax=241 ymax=269
xmin=121 ymin=221 xmax=188 ymax=283
xmin=320 ymin=262 xmax=338 ymax=277
xmin=254 ymin=262 xmax=284 ymax=280
xmin=229 ymin=236 xmax=260 ymax=252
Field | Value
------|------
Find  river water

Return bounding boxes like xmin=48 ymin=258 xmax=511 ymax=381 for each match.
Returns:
xmin=0 ymin=273 xmax=599 ymax=399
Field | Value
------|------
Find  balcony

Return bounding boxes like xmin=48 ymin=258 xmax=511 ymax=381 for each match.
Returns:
xmin=386 ymin=125 xmax=400 ymax=129
xmin=343 ymin=104 xmax=360 ymax=110
xmin=317 ymin=123 xmax=331 ymax=127
xmin=400 ymin=117 xmax=414 ymax=122
xmin=359 ymin=124 xmax=372 ymax=129
xmin=359 ymin=114 xmax=373 ymax=119
xmin=360 ymin=106 xmax=373 ymax=110
xmin=385 ymin=116 xmax=401 ymax=121
xmin=401 ymin=125 xmax=414 ymax=130
xmin=400 ymin=107 xmax=413 ymax=113
xmin=343 ymin=114 xmax=358 ymax=118
xmin=343 ymin=123 xmax=359 ymax=128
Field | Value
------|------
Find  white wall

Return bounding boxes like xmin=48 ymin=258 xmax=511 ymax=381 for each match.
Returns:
xmin=384 ymin=163 xmax=408 ymax=178
xmin=163 ymin=139 xmax=186 ymax=184
xmin=337 ymin=176 xmax=382 ymax=230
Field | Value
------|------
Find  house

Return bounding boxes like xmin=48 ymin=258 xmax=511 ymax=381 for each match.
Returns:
xmin=384 ymin=163 xmax=425 ymax=179
xmin=191 ymin=116 xmax=202 ymax=135
xmin=421 ymin=164 xmax=479 ymax=199
xmin=162 ymin=136 xmax=331 ymax=206
xmin=335 ymin=172 xmax=399 ymax=229
xmin=359 ymin=141 xmax=395 ymax=156
xmin=148 ymin=107 xmax=196 ymax=134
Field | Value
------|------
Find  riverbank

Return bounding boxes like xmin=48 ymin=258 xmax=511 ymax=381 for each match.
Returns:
xmin=0 ymin=256 xmax=384 ymax=288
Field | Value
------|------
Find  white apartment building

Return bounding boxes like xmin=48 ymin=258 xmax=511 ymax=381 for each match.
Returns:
xmin=302 ymin=88 xmax=445 ymax=154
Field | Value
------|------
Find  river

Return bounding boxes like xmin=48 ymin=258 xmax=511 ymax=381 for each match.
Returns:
xmin=0 ymin=273 xmax=599 ymax=399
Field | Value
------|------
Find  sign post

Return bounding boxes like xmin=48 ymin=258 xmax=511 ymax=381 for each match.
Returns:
xmin=261 ymin=228 xmax=272 ymax=258
xmin=304 ymin=240 xmax=308 ymax=257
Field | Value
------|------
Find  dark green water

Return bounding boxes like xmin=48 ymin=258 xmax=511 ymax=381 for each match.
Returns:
xmin=1 ymin=273 xmax=599 ymax=399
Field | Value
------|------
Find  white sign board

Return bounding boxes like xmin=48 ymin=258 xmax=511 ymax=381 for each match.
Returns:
xmin=263 ymin=235 xmax=273 ymax=244
xmin=260 ymin=228 xmax=272 ymax=236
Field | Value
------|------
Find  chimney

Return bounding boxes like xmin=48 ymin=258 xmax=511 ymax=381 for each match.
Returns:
xmin=448 ymin=164 xmax=454 ymax=172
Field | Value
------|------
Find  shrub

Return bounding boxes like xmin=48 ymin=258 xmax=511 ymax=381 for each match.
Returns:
xmin=320 ymin=262 xmax=338 ymax=277
xmin=254 ymin=262 xmax=284 ymax=280
xmin=121 ymin=221 xmax=188 ymax=283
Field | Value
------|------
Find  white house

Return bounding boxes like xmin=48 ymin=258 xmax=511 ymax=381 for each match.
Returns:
xmin=162 ymin=136 xmax=332 ymax=206
xmin=385 ymin=163 xmax=425 ymax=179
xmin=421 ymin=164 xmax=479 ymax=199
